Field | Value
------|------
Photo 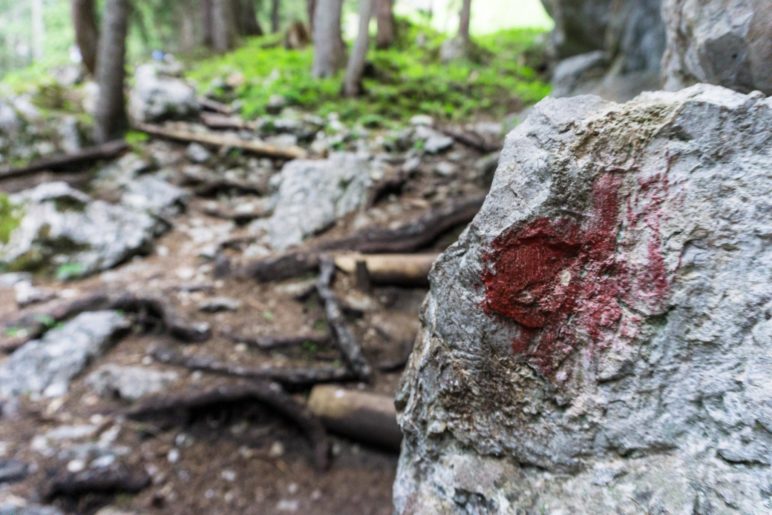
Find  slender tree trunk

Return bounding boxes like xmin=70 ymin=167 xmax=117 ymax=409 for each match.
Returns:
xmin=94 ymin=0 xmax=130 ymax=143
xmin=201 ymin=0 xmax=214 ymax=47
xmin=375 ymin=0 xmax=395 ymax=49
xmin=211 ymin=0 xmax=238 ymax=52
xmin=240 ymin=0 xmax=264 ymax=36
xmin=343 ymin=0 xmax=373 ymax=97
xmin=31 ymin=0 xmax=45 ymax=60
xmin=458 ymin=0 xmax=472 ymax=43
xmin=71 ymin=0 xmax=99 ymax=74
xmin=271 ymin=0 xmax=280 ymax=33
xmin=311 ymin=0 xmax=345 ymax=78
xmin=306 ymin=0 xmax=316 ymax=36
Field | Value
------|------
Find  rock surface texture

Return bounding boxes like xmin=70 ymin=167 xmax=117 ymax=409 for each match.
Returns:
xmin=543 ymin=0 xmax=665 ymax=100
xmin=255 ymin=153 xmax=375 ymax=250
xmin=129 ymin=63 xmax=200 ymax=123
xmin=661 ymin=0 xmax=772 ymax=95
xmin=394 ymin=85 xmax=771 ymax=513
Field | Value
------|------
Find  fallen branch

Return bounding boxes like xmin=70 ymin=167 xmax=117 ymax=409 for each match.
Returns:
xmin=317 ymin=258 xmax=372 ymax=382
xmin=0 ymin=140 xmax=129 ymax=181
xmin=127 ymin=380 xmax=330 ymax=470
xmin=308 ymin=385 xmax=401 ymax=451
xmin=232 ymin=194 xmax=484 ymax=282
xmin=198 ymin=97 xmax=234 ymax=115
xmin=42 ymin=463 xmax=150 ymax=500
xmin=1 ymin=292 xmax=210 ymax=353
xmin=135 ymin=122 xmax=306 ymax=160
xmin=437 ymin=126 xmax=500 ymax=153
xmin=334 ymin=253 xmax=438 ymax=287
xmin=200 ymin=112 xmax=257 ymax=131
xmin=150 ymin=346 xmax=351 ymax=386
xmin=223 ymin=331 xmax=330 ymax=351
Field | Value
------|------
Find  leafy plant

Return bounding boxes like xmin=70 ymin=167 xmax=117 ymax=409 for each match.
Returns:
xmin=55 ymin=262 xmax=85 ymax=281
xmin=0 ymin=193 xmax=22 ymax=245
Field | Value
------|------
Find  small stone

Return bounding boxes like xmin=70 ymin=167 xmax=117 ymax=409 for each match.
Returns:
xmin=167 ymin=449 xmax=180 ymax=464
xmin=433 ymin=162 xmax=457 ymax=177
xmin=66 ymin=460 xmax=86 ymax=473
xmin=268 ymin=441 xmax=285 ymax=457
xmin=185 ymin=143 xmax=211 ymax=163
xmin=221 ymin=469 xmax=237 ymax=482
xmin=410 ymin=114 xmax=434 ymax=127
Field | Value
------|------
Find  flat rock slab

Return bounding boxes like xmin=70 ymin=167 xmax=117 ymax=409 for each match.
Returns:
xmin=0 ymin=311 xmax=130 ymax=399
xmin=394 ymin=85 xmax=772 ymax=513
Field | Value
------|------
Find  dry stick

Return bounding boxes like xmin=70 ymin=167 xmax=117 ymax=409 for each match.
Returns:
xmin=198 ymin=97 xmax=234 ymax=115
xmin=222 ymin=331 xmax=331 ymax=351
xmin=334 ymin=252 xmax=438 ymax=287
xmin=0 ymin=292 xmax=209 ymax=353
xmin=42 ymin=464 xmax=151 ymax=500
xmin=0 ymin=140 xmax=129 ymax=181
xmin=234 ymin=194 xmax=485 ymax=282
xmin=127 ymin=380 xmax=330 ymax=470
xmin=436 ymin=126 xmax=500 ymax=153
xmin=150 ymin=346 xmax=351 ymax=386
xmin=135 ymin=122 xmax=306 ymax=160
xmin=316 ymin=257 xmax=372 ymax=382
xmin=308 ymin=385 xmax=402 ymax=451
xmin=200 ymin=112 xmax=257 ymax=131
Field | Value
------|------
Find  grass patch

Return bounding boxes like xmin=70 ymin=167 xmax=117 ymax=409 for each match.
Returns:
xmin=187 ymin=21 xmax=550 ymax=124
xmin=0 ymin=193 xmax=22 ymax=245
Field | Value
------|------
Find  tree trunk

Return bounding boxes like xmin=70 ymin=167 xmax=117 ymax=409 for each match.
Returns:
xmin=375 ymin=0 xmax=395 ymax=49
xmin=239 ymin=0 xmax=264 ymax=36
xmin=94 ymin=0 xmax=130 ymax=143
xmin=343 ymin=0 xmax=373 ymax=97
xmin=271 ymin=0 xmax=280 ymax=33
xmin=211 ymin=0 xmax=238 ymax=52
xmin=306 ymin=0 xmax=316 ymax=35
xmin=201 ymin=0 xmax=214 ymax=47
xmin=31 ymin=0 xmax=45 ymax=60
xmin=71 ymin=0 xmax=99 ymax=74
xmin=311 ymin=0 xmax=345 ymax=78
xmin=458 ymin=0 xmax=472 ymax=43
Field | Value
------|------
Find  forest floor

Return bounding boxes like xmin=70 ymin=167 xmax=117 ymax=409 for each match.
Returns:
xmin=0 ymin=25 xmax=547 ymax=514
xmin=0 ymin=113 xmax=501 ymax=515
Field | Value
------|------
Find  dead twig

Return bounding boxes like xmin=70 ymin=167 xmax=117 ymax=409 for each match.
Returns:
xmin=135 ymin=122 xmax=306 ymax=160
xmin=222 ymin=331 xmax=330 ymax=351
xmin=0 ymin=140 xmax=129 ymax=181
xmin=127 ymin=380 xmax=330 ymax=470
xmin=150 ymin=346 xmax=351 ymax=386
xmin=316 ymin=257 xmax=372 ymax=382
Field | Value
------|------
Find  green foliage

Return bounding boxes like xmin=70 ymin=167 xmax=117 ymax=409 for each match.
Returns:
xmin=0 ymin=193 xmax=22 ymax=245
xmin=55 ymin=262 xmax=86 ymax=281
xmin=187 ymin=22 xmax=551 ymax=123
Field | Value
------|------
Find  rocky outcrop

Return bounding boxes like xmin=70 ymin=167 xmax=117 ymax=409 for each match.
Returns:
xmin=661 ymin=0 xmax=772 ymax=95
xmin=0 ymin=182 xmax=168 ymax=278
xmin=254 ymin=153 xmax=376 ymax=250
xmin=543 ymin=0 xmax=665 ymax=100
xmin=394 ymin=85 xmax=771 ymax=513
xmin=129 ymin=63 xmax=199 ymax=123
xmin=0 ymin=311 xmax=130 ymax=399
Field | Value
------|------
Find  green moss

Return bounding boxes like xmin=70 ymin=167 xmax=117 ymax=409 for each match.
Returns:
xmin=187 ymin=21 xmax=551 ymax=124
xmin=0 ymin=194 xmax=22 ymax=245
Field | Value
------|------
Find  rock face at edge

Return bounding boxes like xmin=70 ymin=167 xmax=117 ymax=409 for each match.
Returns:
xmin=542 ymin=0 xmax=666 ymax=100
xmin=129 ymin=63 xmax=199 ymax=123
xmin=394 ymin=85 xmax=771 ymax=513
xmin=661 ymin=0 xmax=772 ymax=95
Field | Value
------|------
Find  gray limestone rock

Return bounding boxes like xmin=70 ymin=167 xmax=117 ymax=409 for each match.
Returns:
xmin=129 ymin=63 xmax=199 ymax=123
xmin=394 ymin=85 xmax=772 ymax=513
xmin=0 ymin=311 xmax=130 ymax=399
xmin=255 ymin=153 xmax=374 ymax=250
xmin=543 ymin=0 xmax=665 ymax=100
xmin=0 ymin=182 xmax=165 ymax=277
xmin=661 ymin=0 xmax=772 ymax=95
xmin=86 ymin=364 xmax=179 ymax=401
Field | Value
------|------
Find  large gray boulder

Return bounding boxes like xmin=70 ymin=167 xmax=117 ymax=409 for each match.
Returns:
xmin=543 ymin=0 xmax=665 ymax=100
xmin=129 ymin=63 xmax=199 ymax=123
xmin=255 ymin=153 xmax=375 ymax=250
xmin=395 ymin=85 xmax=771 ymax=513
xmin=0 ymin=311 xmax=129 ymax=399
xmin=662 ymin=0 xmax=772 ymax=95
xmin=0 ymin=182 xmax=165 ymax=278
